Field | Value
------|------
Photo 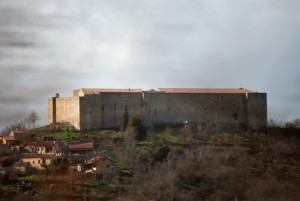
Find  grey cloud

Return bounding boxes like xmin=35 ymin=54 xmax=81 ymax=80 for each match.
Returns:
xmin=1 ymin=0 xmax=300 ymax=129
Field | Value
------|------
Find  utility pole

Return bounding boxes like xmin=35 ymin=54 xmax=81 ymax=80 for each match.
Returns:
xmin=170 ymin=183 xmax=173 ymax=201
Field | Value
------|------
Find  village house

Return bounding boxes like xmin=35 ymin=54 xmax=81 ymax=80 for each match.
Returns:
xmin=77 ymin=156 xmax=113 ymax=174
xmin=34 ymin=140 xmax=63 ymax=155
xmin=68 ymin=142 xmax=94 ymax=155
xmin=14 ymin=161 xmax=31 ymax=174
xmin=0 ymin=130 xmax=31 ymax=147
xmin=22 ymin=154 xmax=53 ymax=170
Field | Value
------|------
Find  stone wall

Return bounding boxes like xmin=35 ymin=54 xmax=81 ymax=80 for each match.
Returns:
xmin=143 ymin=92 xmax=249 ymax=127
xmin=49 ymin=90 xmax=267 ymax=130
xmin=48 ymin=97 xmax=80 ymax=129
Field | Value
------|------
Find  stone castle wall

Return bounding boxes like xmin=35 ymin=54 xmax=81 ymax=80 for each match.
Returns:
xmin=48 ymin=96 xmax=80 ymax=129
xmin=49 ymin=90 xmax=267 ymax=130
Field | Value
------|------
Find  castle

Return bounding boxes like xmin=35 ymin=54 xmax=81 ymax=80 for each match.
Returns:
xmin=48 ymin=88 xmax=267 ymax=130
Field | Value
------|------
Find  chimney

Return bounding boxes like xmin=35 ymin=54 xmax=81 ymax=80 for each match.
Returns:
xmin=55 ymin=93 xmax=59 ymax=98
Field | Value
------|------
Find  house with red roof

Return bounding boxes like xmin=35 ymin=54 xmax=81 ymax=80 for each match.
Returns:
xmin=67 ymin=142 xmax=94 ymax=155
xmin=77 ymin=156 xmax=112 ymax=174
xmin=34 ymin=140 xmax=63 ymax=155
xmin=0 ymin=130 xmax=31 ymax=146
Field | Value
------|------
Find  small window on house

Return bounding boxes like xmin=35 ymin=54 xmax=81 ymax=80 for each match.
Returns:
xmin=125 ymin=105 xmax=128 ymax=110
xmin=154 ymin=108 xmax=157 ymax=115
xmin=37 ymin=148 xmax=39 ymax=151
xmin=102 ymin=105 xmax=104 ymax=111
xmin=38 ymin=160 xmax=40 ymax=164
xmin=114 ymin=104 xmax=116 ymax=110
xmin=33 ymin=161 xmax=35 ymax=164
xmin=107 ymin=164 xmax=110 ymax=168
xmin=233 ymin=113 xmax=238 ymax=120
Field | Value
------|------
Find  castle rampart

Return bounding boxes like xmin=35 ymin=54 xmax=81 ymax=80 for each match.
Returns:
xmin=48 ymin=88 xmax=267 ymax=130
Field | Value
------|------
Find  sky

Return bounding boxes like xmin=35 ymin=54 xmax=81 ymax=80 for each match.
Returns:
xmin=0 ymin=0 xmax=299 ymax=130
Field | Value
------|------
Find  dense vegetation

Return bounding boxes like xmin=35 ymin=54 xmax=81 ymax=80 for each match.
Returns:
xmin=1 ymin=121 xmax=299 ymax=200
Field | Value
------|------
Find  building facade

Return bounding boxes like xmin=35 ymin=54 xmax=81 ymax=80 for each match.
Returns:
xmin=48 ymin=88 xmax=267 ymax=130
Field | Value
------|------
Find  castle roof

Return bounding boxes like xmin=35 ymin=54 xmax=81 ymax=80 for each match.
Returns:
xmin=158 ymin=88 xmax=255 ymax=93
xmin=74 ymin=88 xmax=143 ymax=96
xmin=74 ymin=88 xmax=255 ymax=96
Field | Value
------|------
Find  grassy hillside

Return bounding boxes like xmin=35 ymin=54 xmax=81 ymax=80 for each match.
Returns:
xmin=2 ymin=126 xmax=299 ymax=201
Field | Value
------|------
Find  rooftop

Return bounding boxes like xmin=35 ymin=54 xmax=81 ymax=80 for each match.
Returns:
xmin=68 ymin=143 xmax=94 ymax=150
xmin=23 ymin=154 xmax=53 ymax=159
xmin=74 ymin=88 xmax=143 ymax=96
xmin=73 ymin=88 xmax=255 ymax=96
xmin=35 ymin=141 xmax=56 ymax=147
xmin=158 ymin=88 xmax=255 ymax=93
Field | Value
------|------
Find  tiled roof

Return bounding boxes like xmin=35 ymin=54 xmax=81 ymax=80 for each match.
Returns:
xmin=85 ymin=156 xmax=102 ymax=164
xmin=23 ymin=154 xmax=53 ymax=159
xmin=73 ymin=88 xmax=255 ymax=96
xmin=3 ymin=136 xmax=16 ymax=141
xmin=158 ymin=88 xmax=255 ymax=93
xmin=75 ymin=88 xmax=143 ymax=96
xmin=35 ymin=141 xmax=56 ymax=147
xmin=84 ymin=156 xmax=111 ymax=165
xmin=68 ymin=143 xmax=94 ymax=150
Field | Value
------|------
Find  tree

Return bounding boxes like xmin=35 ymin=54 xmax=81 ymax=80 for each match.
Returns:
xmin=291 ymin=118 xmax=300 ymax=128
xmin=128 ymin=116 xmax=147 ymax=141
xmin=120 ymin=107 xmax=129 ymax=132
xmin=26 ymin=111 xmax=40 ymax=128
xmin=153 ymin=146 xmax=170 ymax=162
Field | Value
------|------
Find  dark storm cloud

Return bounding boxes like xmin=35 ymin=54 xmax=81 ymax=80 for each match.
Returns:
xmin=0 ymin=0 xmax=300 ymax=130
xmin=0 ymin=4 xmax=80 ymax=129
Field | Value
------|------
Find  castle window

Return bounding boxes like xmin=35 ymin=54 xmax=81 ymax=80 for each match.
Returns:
xmin=102 ymin=105 xmax=104 ymax=111
xmin=233 ymin=113 xmax=238 ymax=120
xmin=114 ymin=104 xmax=116 ymax=110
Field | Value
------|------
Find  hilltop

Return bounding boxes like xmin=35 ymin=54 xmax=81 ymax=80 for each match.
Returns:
xmin=1 ymin=123 xmax=299 ymax=200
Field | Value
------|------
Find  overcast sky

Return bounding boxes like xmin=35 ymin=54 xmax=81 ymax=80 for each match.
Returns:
xmin=0 ymin=0 xmax=299 ymax=130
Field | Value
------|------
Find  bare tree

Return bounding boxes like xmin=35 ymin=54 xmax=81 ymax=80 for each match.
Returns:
xmin=291 ymin=118 xmax=300 ymax=128
xmin=26 ymin=111 xmax=40 ymax=128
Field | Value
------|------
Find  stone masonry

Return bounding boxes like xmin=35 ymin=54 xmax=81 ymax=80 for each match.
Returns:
xmin=48 ymin=88 xmax=267 ymax=130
